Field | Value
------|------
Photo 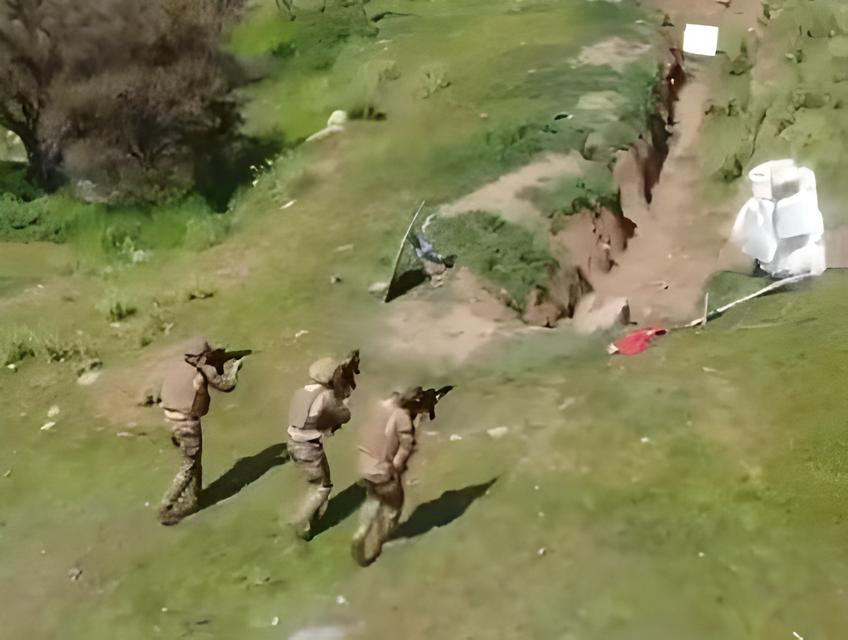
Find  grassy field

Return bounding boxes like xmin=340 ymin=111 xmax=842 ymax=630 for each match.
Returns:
xmin=2 ymin=1 xmax=848 ymax=639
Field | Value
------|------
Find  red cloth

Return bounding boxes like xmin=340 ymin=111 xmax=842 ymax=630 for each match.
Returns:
xmin=610 ymin=327 xmax=667 ymax=356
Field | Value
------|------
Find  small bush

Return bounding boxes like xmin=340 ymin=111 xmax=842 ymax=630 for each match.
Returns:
xmin=138 ymin=306 xmax=174 ymax=347
xmin=0 ymin=326 xmax=98 ymax=366
xmin=98 ymin=289 xmax=138 ymax=322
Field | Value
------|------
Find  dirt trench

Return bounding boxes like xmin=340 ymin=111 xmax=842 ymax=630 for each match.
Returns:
xmin=559 ymin=0 xmax=765 ymax=325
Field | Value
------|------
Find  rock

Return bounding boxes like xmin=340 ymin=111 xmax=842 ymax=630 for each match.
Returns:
xmin=368 ymin=281 xmax=389 ymax=295
xmin=2 ymin=469 xmax=11 ymax=478
xmin=537 ymin=547 xmax=547 ymax=557
xmin=294 ymin=330 xmax=309 ymax=340
xmin=68 ymin=567 xmax=83 ymax=581
xmin=558 ymin=397 xmax=577 ymax=411
xmin=47 ymin=406 xmax=60 ymax=418
xmin=40 ymin=421 xmax=57 ymax=432
xmin=289 ymin=626 xmax=346 ymax=640
xmin=271 ymin=617 xmax=280 ymax=627
xmin=330 ymin=275 xmax=342 ymax=284
xmin=334 ymin=244 xmax=354 ymax=253
xmin=573 ymin=294 xmax=631 ymax=334
xmin=487 ymin=426 xmax=510 ymax=439
xmin=77 ymin=370 xmax=102 ymax=386
xmin=449 ymin=434 xmax=463 ymax=442
xmin=6 ymin=363 xmax=17 ymax=372
xmin=327 ymin=110 xmax=349 ymax=127
xmin=335 ymin=595 xmax=347 ymax=605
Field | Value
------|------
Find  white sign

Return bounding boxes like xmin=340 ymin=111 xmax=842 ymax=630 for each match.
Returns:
xmin=683 ymin=24 xmax=719 ymax=57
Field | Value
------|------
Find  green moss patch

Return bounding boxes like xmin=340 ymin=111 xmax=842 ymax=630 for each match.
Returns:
xmin=428 ymin=211 xmax=555 ymax=307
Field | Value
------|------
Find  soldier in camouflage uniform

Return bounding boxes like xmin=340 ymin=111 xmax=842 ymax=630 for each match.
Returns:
xmin=158 ymin=337 xmax=243 ymax=525
xmin=351 ymin=387 xmax=433 ymax=566
xmin=287 ymin=353 xmax=359 ymax=539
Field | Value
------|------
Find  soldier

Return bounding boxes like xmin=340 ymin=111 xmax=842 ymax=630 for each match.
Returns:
xmin=351 ymin=385 xmax=452 ymax=566
xmin=287 ymin=352 xmax=360 ymax=540
xmin=158 ymin=337 xmax=244 ymax=525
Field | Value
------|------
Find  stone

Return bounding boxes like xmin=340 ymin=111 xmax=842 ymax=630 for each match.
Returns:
xmin=487 ymin=426 xmax=510 ymax=439
xmin=77 ymin=371 xmax=102 ymax=386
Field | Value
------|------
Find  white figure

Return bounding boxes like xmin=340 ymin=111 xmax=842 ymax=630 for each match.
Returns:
xmin=731 ymin=160 xmax=826 ymax=278
xmin=306 ymin=110 xmax=349 ymax=143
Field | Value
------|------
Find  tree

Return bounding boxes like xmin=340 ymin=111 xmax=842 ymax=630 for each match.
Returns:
xmin=0 ymin=0 xmax=249 ymax=200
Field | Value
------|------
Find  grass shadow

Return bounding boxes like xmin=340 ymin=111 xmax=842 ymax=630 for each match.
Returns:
xmin=311 ymin=482 xmax=367 ymax=538
xmin=392 ymin=477 xmax=497 ymax=540
xmin=199 ymin=442 xmax=289 ymax=510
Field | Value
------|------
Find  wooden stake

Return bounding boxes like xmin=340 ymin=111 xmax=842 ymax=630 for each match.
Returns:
xmin=684 ymin=274 xmax=810 ymax=328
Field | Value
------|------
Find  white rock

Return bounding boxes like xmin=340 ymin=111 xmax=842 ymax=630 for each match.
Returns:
xmin=47 ymin=406 xmax=60 ymax=418
xmin=271 ymin=617 xmax=280 ymax=627
xmin=77 ymin=371 xmax=102 ymax=386
xmin=368 ymin=281 xmax=389 ymax=294
xmin=327 ymin=110 xmax=349 ymax=127
xmin=6 ymin=363 xmax=17 ymax=372
xmin=487 ymin=426 xmax=510 ymax=439
xmin=449 ymin=434 xmax=463 ymax=442
xmin=335 ymin=595 xmax=347 ymax=605
xmin=558 ymin=397 xmax=577 ymax=411
xmin=289 ymin=626 xmax=346 ymax=640
xmin=41 ymin=421 xmax=57 ymax=432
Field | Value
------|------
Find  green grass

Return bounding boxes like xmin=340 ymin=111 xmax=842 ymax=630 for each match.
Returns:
xmin=0 ymin=325 xmax=99 ymax=366
xmin=701 ymin=0 xmax=848 ymax=227
xmin=18 ymin=2 xmax=848 ymax=640
xmin=428 ymin=211 xmax=555 ymax=308
xmin=525 ymin=160 xmax=619 ymax=222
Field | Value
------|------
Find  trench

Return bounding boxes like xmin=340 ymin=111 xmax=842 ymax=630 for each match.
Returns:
xmin=525 ymin=45 xmax=692 ymax=329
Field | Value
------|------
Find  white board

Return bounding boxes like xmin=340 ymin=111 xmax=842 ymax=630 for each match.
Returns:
xmin=683 ymin=24 xmax=719 ymax=57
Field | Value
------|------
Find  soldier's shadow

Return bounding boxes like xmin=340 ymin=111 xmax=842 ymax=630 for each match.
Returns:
xmin=311 ymin=482 xmax=367 ymax=538
xmin=199 ymin=443 xmax=289 ymax=510
xmin=392 ymin=477 xmax=497 ymax=540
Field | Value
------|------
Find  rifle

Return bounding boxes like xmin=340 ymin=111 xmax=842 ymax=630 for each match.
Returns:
xmin=418 ymin=385 xmax=454 ymax=420
xmin=332 ymin=349 xmax=361 ymax=399
xmin=186 ymin=348 xmax=254 ymax=373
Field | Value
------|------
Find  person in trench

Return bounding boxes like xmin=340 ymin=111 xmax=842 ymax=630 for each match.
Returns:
xmin=351 ymin=385 xmax=451 ymax=566
xmin=286 ymin=352 xmax=360 ymax=540
xmin=158 ymin=337 xmax=244 ymax=525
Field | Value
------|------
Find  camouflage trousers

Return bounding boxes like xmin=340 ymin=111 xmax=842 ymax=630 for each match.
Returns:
xmin=288 ymin=436 xmax=332 ymax=539
xmin=159 ymin=417 xmax=203 ymax=525
xmin=351 ymin=473 xmax=404 ymax=566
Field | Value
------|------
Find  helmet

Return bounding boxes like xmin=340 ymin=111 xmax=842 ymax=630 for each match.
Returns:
xmin=398 ymin=386 xmax=424 ymax=409
xmin=184 ymin=336 xmax=211 ymax=358
xmin=309 ymin=358 xmax=340 ymax=385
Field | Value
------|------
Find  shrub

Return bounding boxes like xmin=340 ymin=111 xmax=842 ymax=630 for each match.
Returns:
xmin=98 ymin=289 xmax=138 ymax=322
xmin=0 ymin=0 xmax=252 ymax=201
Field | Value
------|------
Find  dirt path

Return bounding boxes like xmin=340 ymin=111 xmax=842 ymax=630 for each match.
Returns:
xmin=559 ymin=0 xmax=764 ymax=325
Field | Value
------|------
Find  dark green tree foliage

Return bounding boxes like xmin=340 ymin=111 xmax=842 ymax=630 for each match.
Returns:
xmin=0 ymin=0 xmax=246 ymax=201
